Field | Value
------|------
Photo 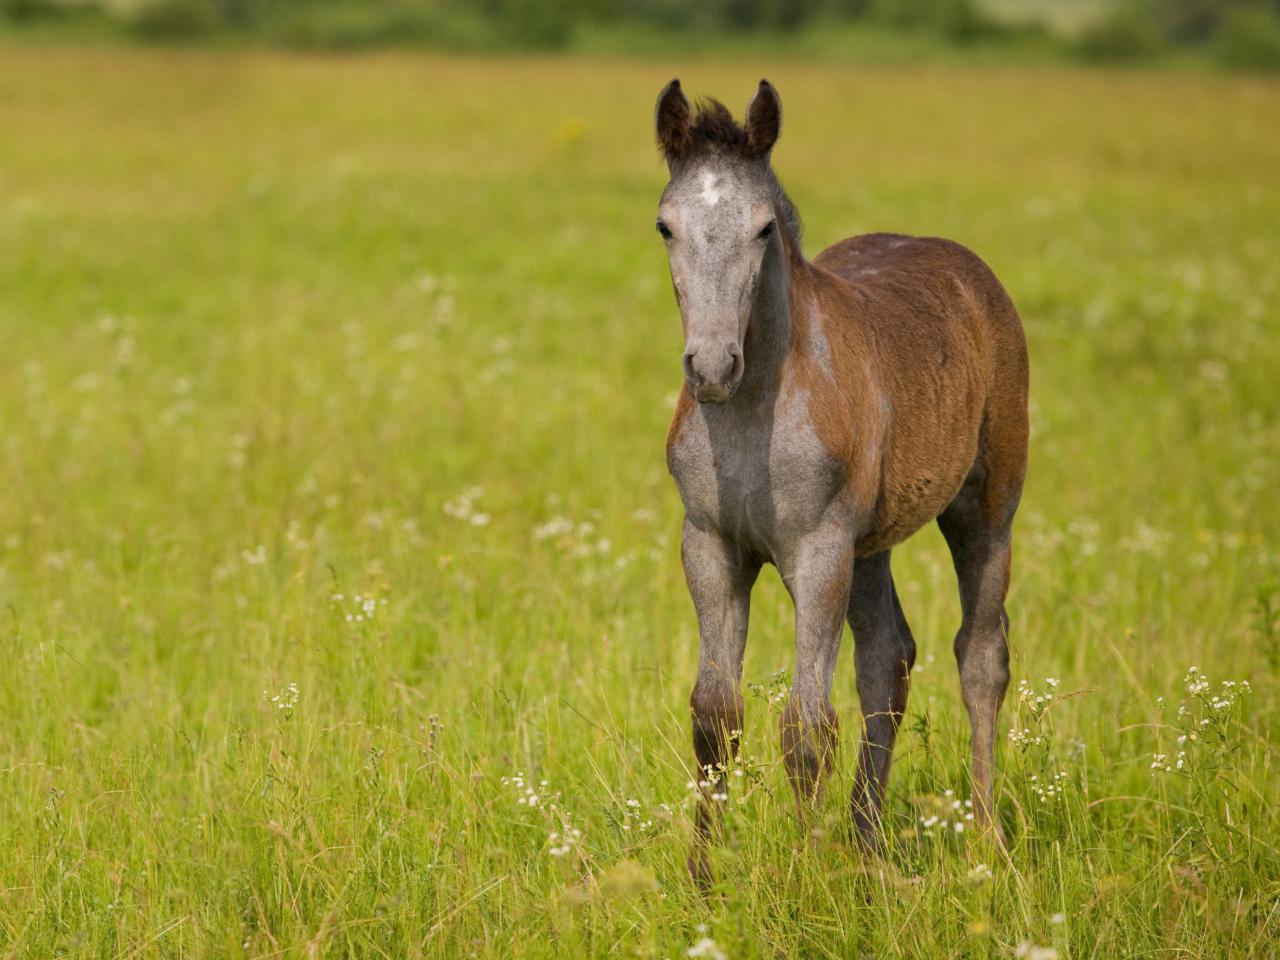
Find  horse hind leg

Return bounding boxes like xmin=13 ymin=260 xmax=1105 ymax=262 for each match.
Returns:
xmin=847 ymin=550 xmax=916 ymax=849
xmin=938 ymin=447 xmax=1024 ymax=842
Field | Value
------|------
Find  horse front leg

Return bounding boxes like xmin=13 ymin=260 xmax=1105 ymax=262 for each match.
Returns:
xmin=682 ymin=518 xmax=760 ymax=887
xmin=780 ymin=522 xmax=856 ymax=820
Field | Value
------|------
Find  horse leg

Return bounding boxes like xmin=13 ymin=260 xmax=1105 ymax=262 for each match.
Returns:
xmin=938 ymin=465 xmax=1019 ymax=842
xmin=848 ymin=549 xmax=916 ymax=848
xmin=683 ymin=519 xmax=759 ymax=887
xmin=780 ymin=523 xmax=856 ymax=819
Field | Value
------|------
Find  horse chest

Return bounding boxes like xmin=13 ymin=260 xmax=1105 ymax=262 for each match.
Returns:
xmin=668 ymin=399 xmax=842 ymax=552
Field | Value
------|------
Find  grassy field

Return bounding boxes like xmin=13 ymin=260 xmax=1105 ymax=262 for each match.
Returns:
xmin=1 ymin=49 xmax=1278 ymax=958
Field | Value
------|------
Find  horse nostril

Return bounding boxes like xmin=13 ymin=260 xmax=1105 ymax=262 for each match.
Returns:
xmin=730 ymin=348 xmax=745 ymax=383
xmin=683 ymin=350 xmax=698 ymax=384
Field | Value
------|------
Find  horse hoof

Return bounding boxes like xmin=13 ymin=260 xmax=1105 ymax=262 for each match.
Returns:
xmin=687 ymin=850 xmax=714 ymax=892
xmin=991 ymin=821 xmax=1008 ymax=850
xmin=853 ymin=826 xmax=883 ymax=856
xmin=975 ymin=818 xmax=1007 ymax=852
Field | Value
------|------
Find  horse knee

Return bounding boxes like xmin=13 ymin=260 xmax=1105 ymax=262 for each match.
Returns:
xmin=690 ymin=679 xmax=742 ymax=769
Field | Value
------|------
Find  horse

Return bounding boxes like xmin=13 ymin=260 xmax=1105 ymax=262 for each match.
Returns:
xmin=653 ymin=79 xmax=1029 ymax=881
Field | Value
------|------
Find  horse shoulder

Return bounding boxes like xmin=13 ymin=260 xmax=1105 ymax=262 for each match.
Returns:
xmin=785 ymin=279 xmax=889 ymax=531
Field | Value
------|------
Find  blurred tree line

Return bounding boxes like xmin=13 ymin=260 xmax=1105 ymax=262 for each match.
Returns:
xmin=3 ymin=0 xmax=1280 ymax=69
xmin=1077 ymin=0 xmax=1280 ymax=67
xmin=0 ymin=0 xmax=1004 ymax=42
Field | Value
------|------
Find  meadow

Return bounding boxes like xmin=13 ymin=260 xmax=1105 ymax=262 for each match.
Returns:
xmin=0 ymin=48 xmax=1278 ymax=958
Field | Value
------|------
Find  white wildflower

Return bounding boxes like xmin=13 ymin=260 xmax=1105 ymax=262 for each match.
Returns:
xmin=263 ymin=682 xmax=299 ymax=712
xmin=967 ymin=863 xmax=992 ymax=883
xmin=687 ymin=938 xmax=728 ymax=960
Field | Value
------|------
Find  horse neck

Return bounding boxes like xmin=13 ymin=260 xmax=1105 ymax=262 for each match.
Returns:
xmin=737 ymin=228 xmax=803 ymax=403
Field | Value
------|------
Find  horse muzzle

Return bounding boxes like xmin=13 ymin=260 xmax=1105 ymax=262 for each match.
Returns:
xmin=684 ymin=340 xmax=744 ymax=404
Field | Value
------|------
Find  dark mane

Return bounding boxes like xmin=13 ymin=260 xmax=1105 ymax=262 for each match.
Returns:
xmin=688 ymin=99 xmax=750 ymax=155
xmin=769 ymin=177 xmax=804 ymax=247
xmin=687 ymin=99 xmax=804 ymax=246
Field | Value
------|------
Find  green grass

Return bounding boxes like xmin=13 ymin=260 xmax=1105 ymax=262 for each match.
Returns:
xmin=1 ymin=49 xmax=1278 ymax=958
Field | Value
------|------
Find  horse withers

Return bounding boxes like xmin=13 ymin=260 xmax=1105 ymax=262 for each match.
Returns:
xmin=654 ymin=79 xmax=1029 ymax=882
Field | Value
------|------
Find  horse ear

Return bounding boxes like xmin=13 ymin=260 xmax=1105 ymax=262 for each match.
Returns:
xmin=655 ymin=78 xmax=692 ymax=161
xmin=745 ymin=79 xmax=781 ymax=158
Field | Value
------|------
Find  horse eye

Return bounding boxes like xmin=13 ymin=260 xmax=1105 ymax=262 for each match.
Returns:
xmin=656 ymin=220 xmax=673 ymax=240
xmin=757 ymin=221 xmax=776 ymax=240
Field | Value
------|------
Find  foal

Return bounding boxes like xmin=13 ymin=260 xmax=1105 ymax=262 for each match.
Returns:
xmin=654 ymin=80 xmax=1029 ymax=878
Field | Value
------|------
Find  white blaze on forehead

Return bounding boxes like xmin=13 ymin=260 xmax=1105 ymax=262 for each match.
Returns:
xmin=700 ymin=171 xmax=723 ymax=206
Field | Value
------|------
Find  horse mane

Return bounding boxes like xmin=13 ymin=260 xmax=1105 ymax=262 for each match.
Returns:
xmin=770 ymin=180 xmax=804 ymax=249
xmin=685 ymin=98 xmax=804 ymax=247
xmin=687 ymin=99 xmax=749 ymax=154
